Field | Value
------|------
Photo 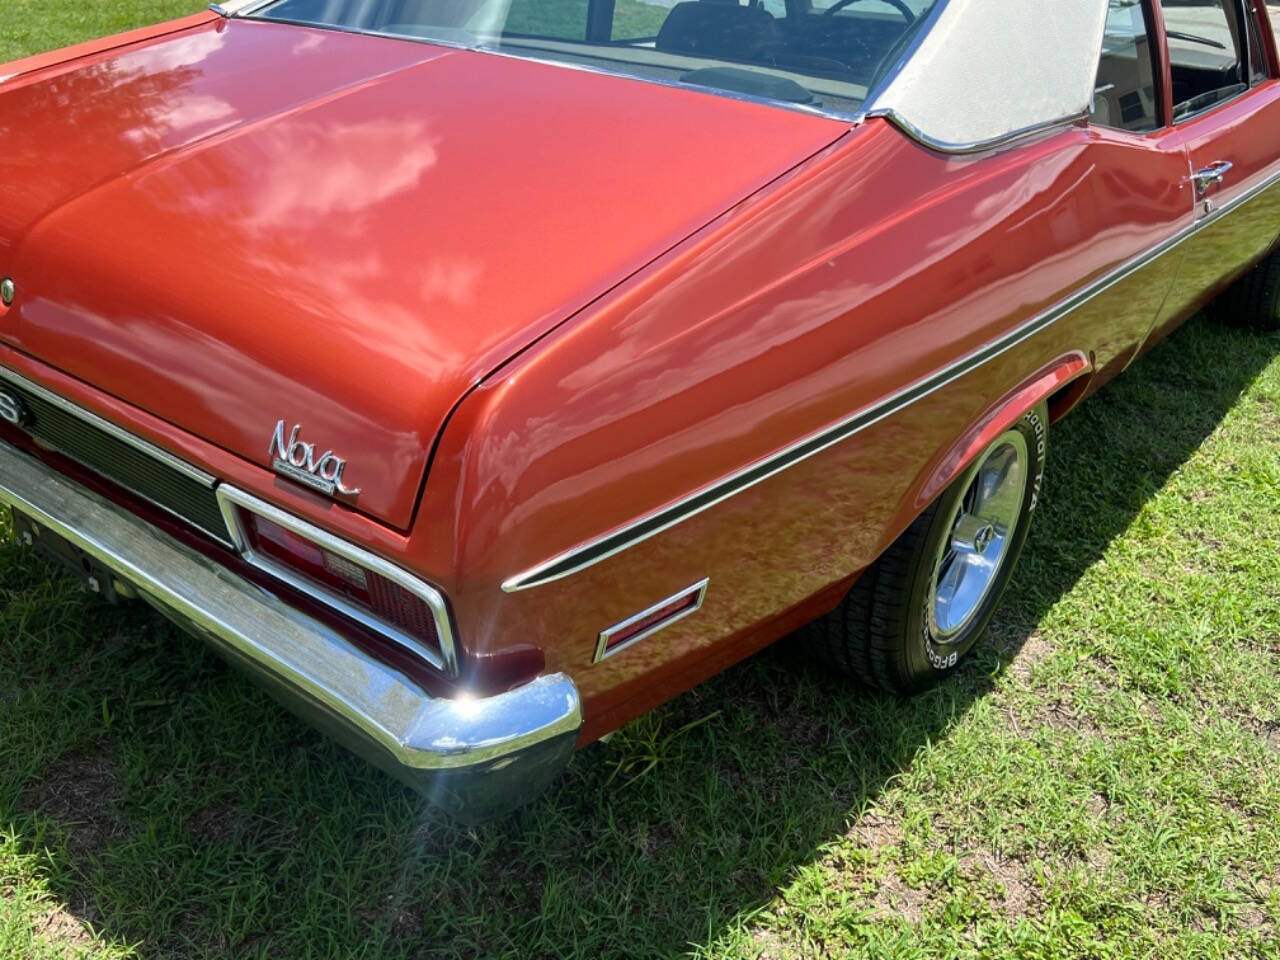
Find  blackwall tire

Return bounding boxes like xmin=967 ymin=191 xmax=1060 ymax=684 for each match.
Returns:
xmin=803 ymin=402 xmax=1048 ymax=695
xmin=1215 ymin=250 xmax=1280 ymax=331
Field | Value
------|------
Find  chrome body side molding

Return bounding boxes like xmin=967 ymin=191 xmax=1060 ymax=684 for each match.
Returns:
xmin=0 ymin=441 xmax=580 ymax=821
xmin=503 ymin=163 xmax=1280 ymax=593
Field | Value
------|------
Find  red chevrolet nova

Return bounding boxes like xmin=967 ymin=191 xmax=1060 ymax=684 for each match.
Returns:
xmin=1 ymin=0 xmax=1277 ymax=819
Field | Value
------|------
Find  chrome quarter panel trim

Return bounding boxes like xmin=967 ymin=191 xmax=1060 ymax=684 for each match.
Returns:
xmin=216 ymin=484 xmax=459 ymax=675
xmin=864 ymin=108 xmax=1087 ymax=155
xmin=0 ymin=441 xmax=580 ymax=788
xmin=0 ymin=365 xmax=216 ymax=487
xmin=503 ymin=162 xmax=1280 ymax=593
xmin=594 ymin=578 xmax=709 ymax=663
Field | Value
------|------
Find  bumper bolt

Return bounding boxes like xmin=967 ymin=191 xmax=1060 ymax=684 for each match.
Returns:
xmin=0 ymin=279 xmax=13 ymax=307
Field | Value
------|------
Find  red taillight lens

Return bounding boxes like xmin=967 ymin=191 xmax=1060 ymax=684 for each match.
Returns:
xmin=243 ymin=512 xmax=440 ymax=652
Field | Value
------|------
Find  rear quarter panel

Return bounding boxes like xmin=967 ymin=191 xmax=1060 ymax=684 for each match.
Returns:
xmin=407 ymin=116 xmax=1198 ymax=741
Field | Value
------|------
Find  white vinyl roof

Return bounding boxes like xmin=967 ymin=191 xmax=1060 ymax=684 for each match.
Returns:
xmin=865 ymin=0 xmax=1109 ymax=151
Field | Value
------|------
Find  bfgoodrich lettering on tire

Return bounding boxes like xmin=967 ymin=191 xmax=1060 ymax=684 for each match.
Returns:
xmin=804 ymin=402 xmax=1048 ymax=695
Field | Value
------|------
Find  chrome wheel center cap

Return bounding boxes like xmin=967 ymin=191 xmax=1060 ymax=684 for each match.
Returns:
xmin=951 ymin=514 xmax=997 ymax=557
xmin=927 ymin=432 xmax=1029 ymax=642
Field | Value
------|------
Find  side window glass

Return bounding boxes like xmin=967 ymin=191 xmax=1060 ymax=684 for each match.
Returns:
xmin=1090 ymin=0 xmax=1160 ymax=131
xmin=611 ymin=0 xmax=674 ymax=40
xmin=1158 ymin=0 xmax=1250 ymax=119
xmin=500 ymin=0 xmax=590 ymax=40
xmin=610 ymin=1 xmax=788 ymax=42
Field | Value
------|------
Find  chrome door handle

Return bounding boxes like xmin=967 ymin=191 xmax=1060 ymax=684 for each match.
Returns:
xmin=1192 ymin=161 xmax=1233 ymax=195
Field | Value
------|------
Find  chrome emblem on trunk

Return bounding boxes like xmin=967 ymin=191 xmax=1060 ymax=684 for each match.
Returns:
xmin=268 ymin=421 xmax=361 ymax=498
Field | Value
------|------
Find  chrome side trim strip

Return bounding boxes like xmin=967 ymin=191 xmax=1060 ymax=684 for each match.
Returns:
xmin=216 ymin=485 xmax=459 ymax=675
xmin=594 ymin=578 xmax=709 ymax=663
xmin=0 ymin=365 xmax=216 ymax=487
xmin=503 ymin=163 xmax=1280 ymax=593
xmin=1194 ymin=164 xmax=1280 ymax=231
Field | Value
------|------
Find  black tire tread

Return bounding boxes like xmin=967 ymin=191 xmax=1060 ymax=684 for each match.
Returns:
xmin=802 ymin=502 xmax=938 ymax=696
xmin=1216 ymin=251 xmax=1280 ymax=331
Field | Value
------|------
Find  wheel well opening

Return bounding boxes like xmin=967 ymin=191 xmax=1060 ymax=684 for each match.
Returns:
xmin=1046 ymin=369 xmax=1093 ymax=423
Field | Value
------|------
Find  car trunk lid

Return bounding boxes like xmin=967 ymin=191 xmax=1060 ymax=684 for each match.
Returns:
xmin=0 ymin=18 xmax=846 ymax=528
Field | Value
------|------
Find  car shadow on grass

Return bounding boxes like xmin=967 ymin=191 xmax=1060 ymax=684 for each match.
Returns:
xmin=0 ymin=316 xmax=1276 ymax=960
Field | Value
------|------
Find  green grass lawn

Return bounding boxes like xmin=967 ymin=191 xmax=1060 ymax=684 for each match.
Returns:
xmin=3 ymin=6 xmax=1280 ymax=960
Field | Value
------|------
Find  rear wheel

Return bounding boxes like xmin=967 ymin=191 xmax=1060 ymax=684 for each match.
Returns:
xmin=804 ymin=403 xmax=1047 ymax=695
xmin=1215 ymin=250 xmax=1280 ymax=331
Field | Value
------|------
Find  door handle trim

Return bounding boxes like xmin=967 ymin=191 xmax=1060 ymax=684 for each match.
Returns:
xmin=1192 ymin=161 xmax=1234 ymax=195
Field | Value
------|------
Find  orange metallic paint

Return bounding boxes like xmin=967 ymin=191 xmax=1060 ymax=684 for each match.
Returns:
xmin=1 ymin=8 xmax=1279 ymax=744
xmin=0 ymin=19 xmax=846 ymax=530
xmin=0 ymin=11 xmax=219 ymax=85
xmin=915 ymin=352 xmax=1091 ymax=515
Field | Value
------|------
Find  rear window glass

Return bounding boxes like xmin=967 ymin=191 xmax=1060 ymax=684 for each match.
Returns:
xmin=251 ymin=0 xmax=945 ymax=113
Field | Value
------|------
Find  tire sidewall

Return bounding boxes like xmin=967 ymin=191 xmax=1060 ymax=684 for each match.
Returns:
xmin=901 ymin=402 xmax=1048 ymax=683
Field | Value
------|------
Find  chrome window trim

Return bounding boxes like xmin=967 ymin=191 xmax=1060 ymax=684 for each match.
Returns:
xmin=865 ymin=108 xmax=1086 ymax=155
xmin=217 ymin=0 xmax=1094 ymax=150
xmin=594 ymin=578 xmax=709 ymax=663
xmin=503 ymin=161 xmax=1280 ymax=593
xmin=0 ymin=365 xmax=216 ymax=487
xmin=221 ymin=9 xmax=864 ymax=123
xmin=858 ymin=0 xmax=953 ymax=106
xmin=1173 ymin=83 xmax=1252 ymax=125
xmin=209 ymin=0 xmax=272 ymax=14
xmin=216 ymin=484 xmax=459 ymax=675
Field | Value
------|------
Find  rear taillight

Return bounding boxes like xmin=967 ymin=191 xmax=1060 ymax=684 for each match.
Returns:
xmin=220 ymin=497 xmax=451 ymax=671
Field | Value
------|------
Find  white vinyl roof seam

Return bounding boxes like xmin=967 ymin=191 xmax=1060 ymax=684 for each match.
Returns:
xmin=865 ymin=0 xmax=1109 ymax=151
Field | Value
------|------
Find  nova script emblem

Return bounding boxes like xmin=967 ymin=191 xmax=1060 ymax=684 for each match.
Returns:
xmin=268 ymin=421 xmax=361 ymax=498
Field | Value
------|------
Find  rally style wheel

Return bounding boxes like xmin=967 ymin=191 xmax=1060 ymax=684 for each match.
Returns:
xmin=804 ymin=402 xmax=1048 ymax=695
xmin=1215 ymin=250 xmax=1280 ymax=331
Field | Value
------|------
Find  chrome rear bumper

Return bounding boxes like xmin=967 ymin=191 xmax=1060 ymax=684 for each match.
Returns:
xmin=0 ymin=441 xmax=581 ymax=820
